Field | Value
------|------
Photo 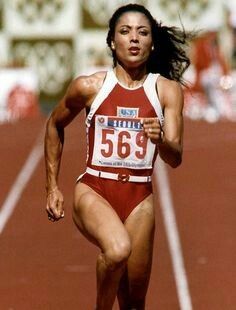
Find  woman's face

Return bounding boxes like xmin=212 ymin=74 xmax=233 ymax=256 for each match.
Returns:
xmin=112 ymin=12 xmax=153 ymax=69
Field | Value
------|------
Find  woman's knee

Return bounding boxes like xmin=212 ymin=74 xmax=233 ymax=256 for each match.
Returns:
xmin=103 ymin=240 xmax=132 ymax=271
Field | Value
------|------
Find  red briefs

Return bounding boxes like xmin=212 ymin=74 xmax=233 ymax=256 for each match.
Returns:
xmin=79 ymin=173 xmax=153 ymax=223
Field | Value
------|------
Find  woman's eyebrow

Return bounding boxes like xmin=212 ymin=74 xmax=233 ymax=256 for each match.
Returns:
xmin=119 ymin=25 xmax=149 ymax=29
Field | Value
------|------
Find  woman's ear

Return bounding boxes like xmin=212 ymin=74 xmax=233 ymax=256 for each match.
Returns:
xmin=111 ymin=41 xmax=115 ymax=50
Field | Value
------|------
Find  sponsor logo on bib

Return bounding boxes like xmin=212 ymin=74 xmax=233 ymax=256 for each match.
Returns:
xmin=117 ymin=107 xmax=139 ymax=118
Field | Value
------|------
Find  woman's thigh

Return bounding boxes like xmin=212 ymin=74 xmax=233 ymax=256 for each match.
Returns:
xmin=125 ymin=194 xmax=155 ymax=283
xmin=73 ymin=182 xmax=131 ymax=252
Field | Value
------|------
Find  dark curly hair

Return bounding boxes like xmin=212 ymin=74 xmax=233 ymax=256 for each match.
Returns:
xmin=106 ymin=3 xmax=195 ymax=85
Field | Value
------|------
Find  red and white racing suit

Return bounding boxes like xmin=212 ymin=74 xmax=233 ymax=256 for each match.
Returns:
xmin=79 ymin=70 xmax=164 ymax=222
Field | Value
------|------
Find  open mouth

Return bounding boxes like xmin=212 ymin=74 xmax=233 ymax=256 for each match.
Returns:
xmin=129 ymin=47 xmax=140 ymax=55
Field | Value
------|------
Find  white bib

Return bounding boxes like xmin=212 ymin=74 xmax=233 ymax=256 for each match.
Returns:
xmin=92 ymin=115 xmax=156 ymax=169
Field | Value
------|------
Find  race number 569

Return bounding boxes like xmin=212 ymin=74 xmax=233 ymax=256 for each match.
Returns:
xmin=101 ymin=128 xmax=147 ymax=159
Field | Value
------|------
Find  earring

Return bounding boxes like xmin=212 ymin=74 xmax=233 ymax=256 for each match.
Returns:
xmin=111 ymin=42 xmax=115 ymax=50
xmin=151 ymin=45 xmax=154 ymax=51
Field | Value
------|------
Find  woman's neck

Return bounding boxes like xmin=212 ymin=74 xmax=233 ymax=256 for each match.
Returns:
xmin=114 ymin=64 xmax=148 ymax=88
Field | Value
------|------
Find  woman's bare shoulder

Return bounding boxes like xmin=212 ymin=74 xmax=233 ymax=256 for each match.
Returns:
xmin=157 ymin=75 xmax=181 ymax=90
xmin=157 ymin=75 xmax=183 ymax=107
xmin=63 ymin=71 xmax=107 ymax=108
xmin=72 ymin=71 xmax=107 ymax=98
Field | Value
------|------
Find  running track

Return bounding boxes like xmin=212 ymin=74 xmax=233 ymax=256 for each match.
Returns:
xmin=0 ymin=113 xmax=235 ymax=309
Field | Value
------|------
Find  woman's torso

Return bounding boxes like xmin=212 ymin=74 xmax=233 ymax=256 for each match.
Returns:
xmin=84 ymin=70 xmax=164 ymax=177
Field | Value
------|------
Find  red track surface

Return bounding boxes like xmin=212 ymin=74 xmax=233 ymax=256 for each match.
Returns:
xmin=0 ymin=114 xmax=235 ymax=309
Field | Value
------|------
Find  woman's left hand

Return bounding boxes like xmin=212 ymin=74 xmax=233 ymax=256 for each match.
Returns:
xmin=141 ymin=117 xmax=163 ymax=144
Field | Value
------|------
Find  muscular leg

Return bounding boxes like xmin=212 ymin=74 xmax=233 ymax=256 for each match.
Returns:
xmin=117 ymin=194 xmax=155 ymax=310
xmin=73 ymin=182 xmax=131 ymax=310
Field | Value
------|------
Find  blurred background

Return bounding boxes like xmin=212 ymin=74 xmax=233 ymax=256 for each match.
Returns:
xmin=0 ymin=2 xmax=235 ymax=309
xmin=0 ymin=0 xmax=236 ymax=122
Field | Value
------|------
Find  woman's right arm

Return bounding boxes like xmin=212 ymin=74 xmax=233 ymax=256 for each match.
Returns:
xmin=44 ymin=72 xmax=106 ymax=221
xmin=44 ymin=77 xmax=88 ymax=221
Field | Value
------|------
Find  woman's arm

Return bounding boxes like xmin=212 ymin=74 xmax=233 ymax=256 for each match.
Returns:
xmin=142 ymin=78 xmax=184 ymax=168
xmin=44 ymin=77 xmax=90 ymax=220
xmin=157 ymin=78 xmax=184 ymax=168
xmin=44 ymin=72 xmax=106 ymax=221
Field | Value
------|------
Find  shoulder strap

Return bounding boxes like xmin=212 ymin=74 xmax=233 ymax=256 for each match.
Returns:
xmin=86 ymin=70 xmax=117 ymax=126
xmin=143 ymin=73 xmax=164 ymax=127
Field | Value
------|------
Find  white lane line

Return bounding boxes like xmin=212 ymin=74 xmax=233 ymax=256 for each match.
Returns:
xmin=154 ymin=158 xmax=193 ymax=310
xmin=0 ymin=131 xmax=44 ymax=234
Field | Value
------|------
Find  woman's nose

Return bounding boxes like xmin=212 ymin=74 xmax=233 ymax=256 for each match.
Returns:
xmin=130 ymin=31 xmax=138 ymax=42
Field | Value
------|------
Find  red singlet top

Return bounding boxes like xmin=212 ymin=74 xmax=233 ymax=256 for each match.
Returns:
xmin=85 ymin=70 xmax=164 ymax=178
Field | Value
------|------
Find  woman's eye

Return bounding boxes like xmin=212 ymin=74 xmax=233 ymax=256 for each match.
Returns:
xmin=120 ymin=29 xmax=129 ymax=34
xmin=139 ymin=31 xmax=148 ymax=36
